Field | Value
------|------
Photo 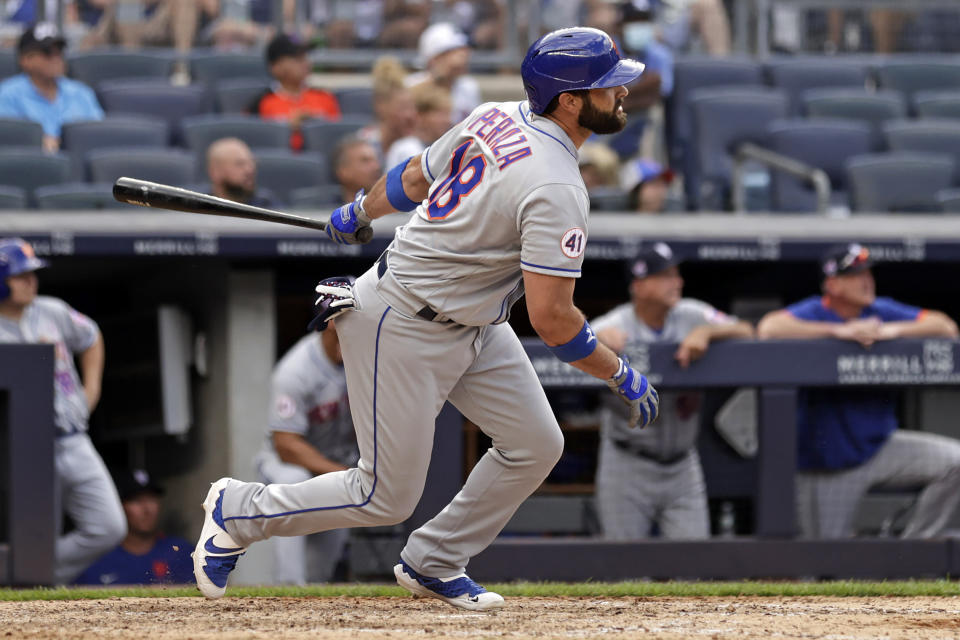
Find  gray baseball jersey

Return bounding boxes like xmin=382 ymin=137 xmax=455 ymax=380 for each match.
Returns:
xmin=386 ymin=100 xmax=591 ymax=326
xmin=263 ymin=333 xmax=358 ymax=468
xmin=0 ymin=295 xmax=98 ymax=435
xmin=592 ymin=299 xmax=737 ymax=457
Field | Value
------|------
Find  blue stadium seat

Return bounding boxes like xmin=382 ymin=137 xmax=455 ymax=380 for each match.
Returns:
xmin=883 ymin=119 xmax=960 ymax=183
xmin=301 ymin=118 xmax=371 ymax=161
xmin=0 ymin=49 xmax=16 ymax=79
xmin=67 ymin=48 xmax=173 ymax=87
xmin=846 ymin=152 xmax=954 ymax=213
xmin=333 ymin=87 xmax=375 ymax=117
xmin=765 ymin=58 xmax=868 ymax=115
xmin=189 ymin=50 xmax=269 ymax=87
xmin=667 ymin=57 xmax=763 ymax=190
xmin=61 ymin=116 xmax=170 ymax=180
xmin=766 ymin=118 xmax=872 ymax=213
xmin=0 ymin=185 xmax=26 ymax=209
xmin=254 ymin=150 xmax=329 ymax=206
xmin=88 ymin=148 xmax=198 ymax=186
xmin=97 ymin=79 xmax=211 ymax=144
xmin=0 ymin=151 xmax=70 ymax=207
xmin=801 ymin=89 xmax=907 ymax=148
xmin=913 ymin=90 xmax=960 ymax=120
xmin=936 ymin=188 xmax=960 ymax=212
xmin=876 ymin=60 xmax=960 ymax=104
xmin=689 ymin=87 xmax=788 ymax=210
xmin=0 ymin=117 xmax=43 ymax=147
xmin=181 ymin=115 xmax=290 ymax=171
xmin=35 ymin=182 xmax=125 ymax=210
xmin=588 ymin=187 xmax=631 ymax=211
xmin=215 ymin=78 xmax=269 ymax=114
xmin=289 ymin=184 xmax=345 ymax=210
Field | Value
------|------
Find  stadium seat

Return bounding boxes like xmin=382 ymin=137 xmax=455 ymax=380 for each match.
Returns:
xmin=289 ymin=184 xmax=345 ymax=210
xmin=876 ymin=60 xmax=960 ymax=104
xmin=35 ymin=182 xmax=125 ymax=210
xmin=189 ymin=50 xmax=269 ymax=87
xmin=935 ymin=188 xmax=960 ymax=213
xmin=334 ymin=87 xmax=375 ymax=117
xmin=667 ymin=57 xmax=763 ymax=188
xmin=301 ymin=118 xmax=371 ymax=159
xmin=689 ymin=87 xmax=788 ymax=210
xmin=802 ymin=89 xmax=907 ymax=148
xmin=913 ymin=90 xmax=960 ymax=120
xmin=846 ymin=152 xmax=954 ymax=213
xmin=0 ymin=117 xmax=43 ymax=147
xmin=0 ymin=151 xmax=70 ymax=207
xmin=766 ymin=118 xmax=872 ymax=213
xmin=0 ymin=49 xmax=16 ymax=79
xmin=883 ymin=119 xmax=960 ymax=182
xmin=88 ymin=148 xmax=198 ymax=186
xmin=182 ymin=114 xmax=289 ymax=157
xmin=588 ymin=187 xmax=631 ymax=211
xmin=254 ymin=150 xmax=329 ymax=206
xmin=61 ymin=116 xmax=170 ymax=180
xmin=765 ymin=58 xmax=868 ymax=115
xmin=215 ymin=78 xmax=269 ymax=114
xmin=67 ymin=48 xmax=173 ymax=87
xmin=0 ymin=185 xmax=26 ymax=209
xmin=97 ymin=79 xmax=211 ymax=144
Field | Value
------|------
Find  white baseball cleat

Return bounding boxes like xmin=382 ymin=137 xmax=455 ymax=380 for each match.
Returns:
xmin=394 ymin=560 xmax=504 ymax=611
xmin=192 ymin=477 xmax=246 ymax=599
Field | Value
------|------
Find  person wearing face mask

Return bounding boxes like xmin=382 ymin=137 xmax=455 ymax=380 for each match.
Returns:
xmin=591 ymin=243 xmax=753 ymax=540
xmin=758 ymin=244 xmax=960 ymax=539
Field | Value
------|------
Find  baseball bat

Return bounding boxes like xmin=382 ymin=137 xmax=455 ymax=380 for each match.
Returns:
xmin=112 ymin=177 xmax=373 ymax=243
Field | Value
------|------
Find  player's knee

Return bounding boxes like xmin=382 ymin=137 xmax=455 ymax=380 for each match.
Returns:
xmin=536 ymin=426 xmax=565 ymax=468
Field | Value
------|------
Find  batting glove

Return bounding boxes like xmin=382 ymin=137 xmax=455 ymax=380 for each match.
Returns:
xmin=607 ymin=357 xmax=660 ymax=429
xmin=308 ymin=276 xmax=358 ymax=331
xmin=326 ymin=190 xmax=373 ymax=245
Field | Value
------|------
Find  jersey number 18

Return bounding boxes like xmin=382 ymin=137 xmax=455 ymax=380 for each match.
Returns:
xmin=428 ymin=141 xmax=487 ymax=220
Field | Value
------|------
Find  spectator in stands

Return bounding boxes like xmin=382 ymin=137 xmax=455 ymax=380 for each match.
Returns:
xmin=333 ymin=137 xmax=382 ymax=204
xmin=74 ymin=469 xmax=193 ymax=585
xmin=578 ymin=142 xmax=622 ymax=189
xmin=384 ymin=81 xmax=452 ymax=169
xmin=656 ymin=0 xmax=731 ymax=56
xmin=254 ymin=32 xmax=341 ymax=152
xmin=0 ymin=238 xmax=125 ymax=584
xmin=358 ymin=56 xmax=416 ymax=164
xmin=79 ymin=0 xmax=219 ymax=55
xmin=207 ymin=137 xmax=276 ymax=208
xmin=757 ymin=243 xmax=960 ymax=539
xmin=621 ymin=158 xmax=674 ymax=213
xmin=406 ymin=22 xmax=481 ymax=123
xmin=591 ymin=243 xmax=753 ymax=540
xmin=254 ymin=324 xmax=359 ymax=584
xmin=826 ymin=9 xmax=904 ymax=54
xmin=0 ymin=22 xmax=102 ymax=152
xmin=445 ymin=0 xmax=504 ymax=50
xmin=378 ymin=0 xmax=430 ymax=48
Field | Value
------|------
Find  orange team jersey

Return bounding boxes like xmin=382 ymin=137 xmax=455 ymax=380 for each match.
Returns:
xmin=257 ymin=88 xmax=342 ymax=150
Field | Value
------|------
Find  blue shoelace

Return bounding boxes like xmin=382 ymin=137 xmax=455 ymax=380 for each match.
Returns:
xmin=400 ymin=561 xmax=487 ymax=598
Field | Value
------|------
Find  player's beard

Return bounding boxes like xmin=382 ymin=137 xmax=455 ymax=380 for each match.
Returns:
xmin=578 ymin=95 xmax=627 ymax=134
xmin=222 ymin=181 xmax=255 ymax=204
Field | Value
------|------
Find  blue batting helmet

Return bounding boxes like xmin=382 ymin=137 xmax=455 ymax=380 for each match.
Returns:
xmin=521 ymin=27 xmax=645 ymax=115
xmin=0 ymin=238 xmax=47 ymax=300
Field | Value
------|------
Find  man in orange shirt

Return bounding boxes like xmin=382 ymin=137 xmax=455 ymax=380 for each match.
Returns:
xmin=254 ymin=32 xmax=341 ymax=151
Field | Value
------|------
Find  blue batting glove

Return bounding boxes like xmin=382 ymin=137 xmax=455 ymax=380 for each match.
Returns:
xmin=606 ymin=357 xmax=660 ymax=428
xmin=326 ymin=190 xmax=372 ymax=245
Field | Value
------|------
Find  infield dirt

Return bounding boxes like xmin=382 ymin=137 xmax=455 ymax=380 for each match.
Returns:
xmin=3 ymin=595 xmax=960 ymax=639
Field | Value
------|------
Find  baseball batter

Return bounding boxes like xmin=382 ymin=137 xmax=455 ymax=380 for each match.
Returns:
xmin=254 ymin=326 xmax=359 ymax=584
xmin=193 ymin=28 xmax=660 ymax=610
xmin=591 ymin=243 xmax=753 ymax=540
xmin=0 ymin=238 xmax=126 ymax=584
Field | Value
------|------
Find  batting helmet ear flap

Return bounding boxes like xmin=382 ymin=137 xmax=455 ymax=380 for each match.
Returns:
xmin=0 ymin=237 xmax=47 ymax=300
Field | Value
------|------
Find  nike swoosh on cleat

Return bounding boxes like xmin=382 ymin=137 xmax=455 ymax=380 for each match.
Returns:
xmin=204 ymin=535 xmax=243 ymax=554
xmin=469 ymin=596 xmax=479 ymax=602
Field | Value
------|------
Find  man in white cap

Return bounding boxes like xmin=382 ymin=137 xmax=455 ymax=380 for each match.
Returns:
xmin=406 ymin=22 xmax=481 ymax=123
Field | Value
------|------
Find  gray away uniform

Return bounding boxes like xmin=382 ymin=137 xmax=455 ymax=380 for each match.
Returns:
xmin=0 ymin=296 xmax=125 ymax=583
xmin=220 ymin=100 xmax=589 ymax=578
xmin=591 ymin=300 xmax=738 ymax=540
xmin=254 ymin=334 xmax=358 ymax=584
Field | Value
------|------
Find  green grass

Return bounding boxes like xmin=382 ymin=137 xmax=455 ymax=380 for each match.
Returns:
xmin=2 ymin=581 xmax=959 ymax=601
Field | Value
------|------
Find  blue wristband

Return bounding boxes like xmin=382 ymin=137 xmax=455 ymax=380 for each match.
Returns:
xmin=385 ymin=157 xmax=420 ymax=212
xmin=547 ymin=320 xmax=598 ymax=363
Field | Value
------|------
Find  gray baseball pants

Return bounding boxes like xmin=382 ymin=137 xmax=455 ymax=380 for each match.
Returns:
xmin=221 ymin=266 xmax=564 ymax=578
xmin=595 ymin=438 xmax=709 ymax=540
xmin=55 ymin=433 xmax=126 ymax=584
xmin=256 ymin=450 xmax=350 ymax=584
xmin=796 ymin=429 xmax=960 ymax=538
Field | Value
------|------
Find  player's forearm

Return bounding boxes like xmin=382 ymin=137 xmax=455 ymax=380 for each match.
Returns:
xmin=757 ymin=311 xmax=840 ymax=340
xmin=361 ymin=155 xmax=430 ymax=220
xmin=275 ymin=435 xmax=349 ymax=475
xmin=79 ymin=332 xmax=105 ymax=412
xmin=531 ymin=306 xmax=620 ymax=379
xmin=885 ymin=312 xmax=959 ymax=339
xmin=703 ymin=321 xmax=755 ymax=342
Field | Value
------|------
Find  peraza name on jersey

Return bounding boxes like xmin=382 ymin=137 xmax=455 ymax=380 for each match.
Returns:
xmin=466 ymin=107 xmax=533 ymax=170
